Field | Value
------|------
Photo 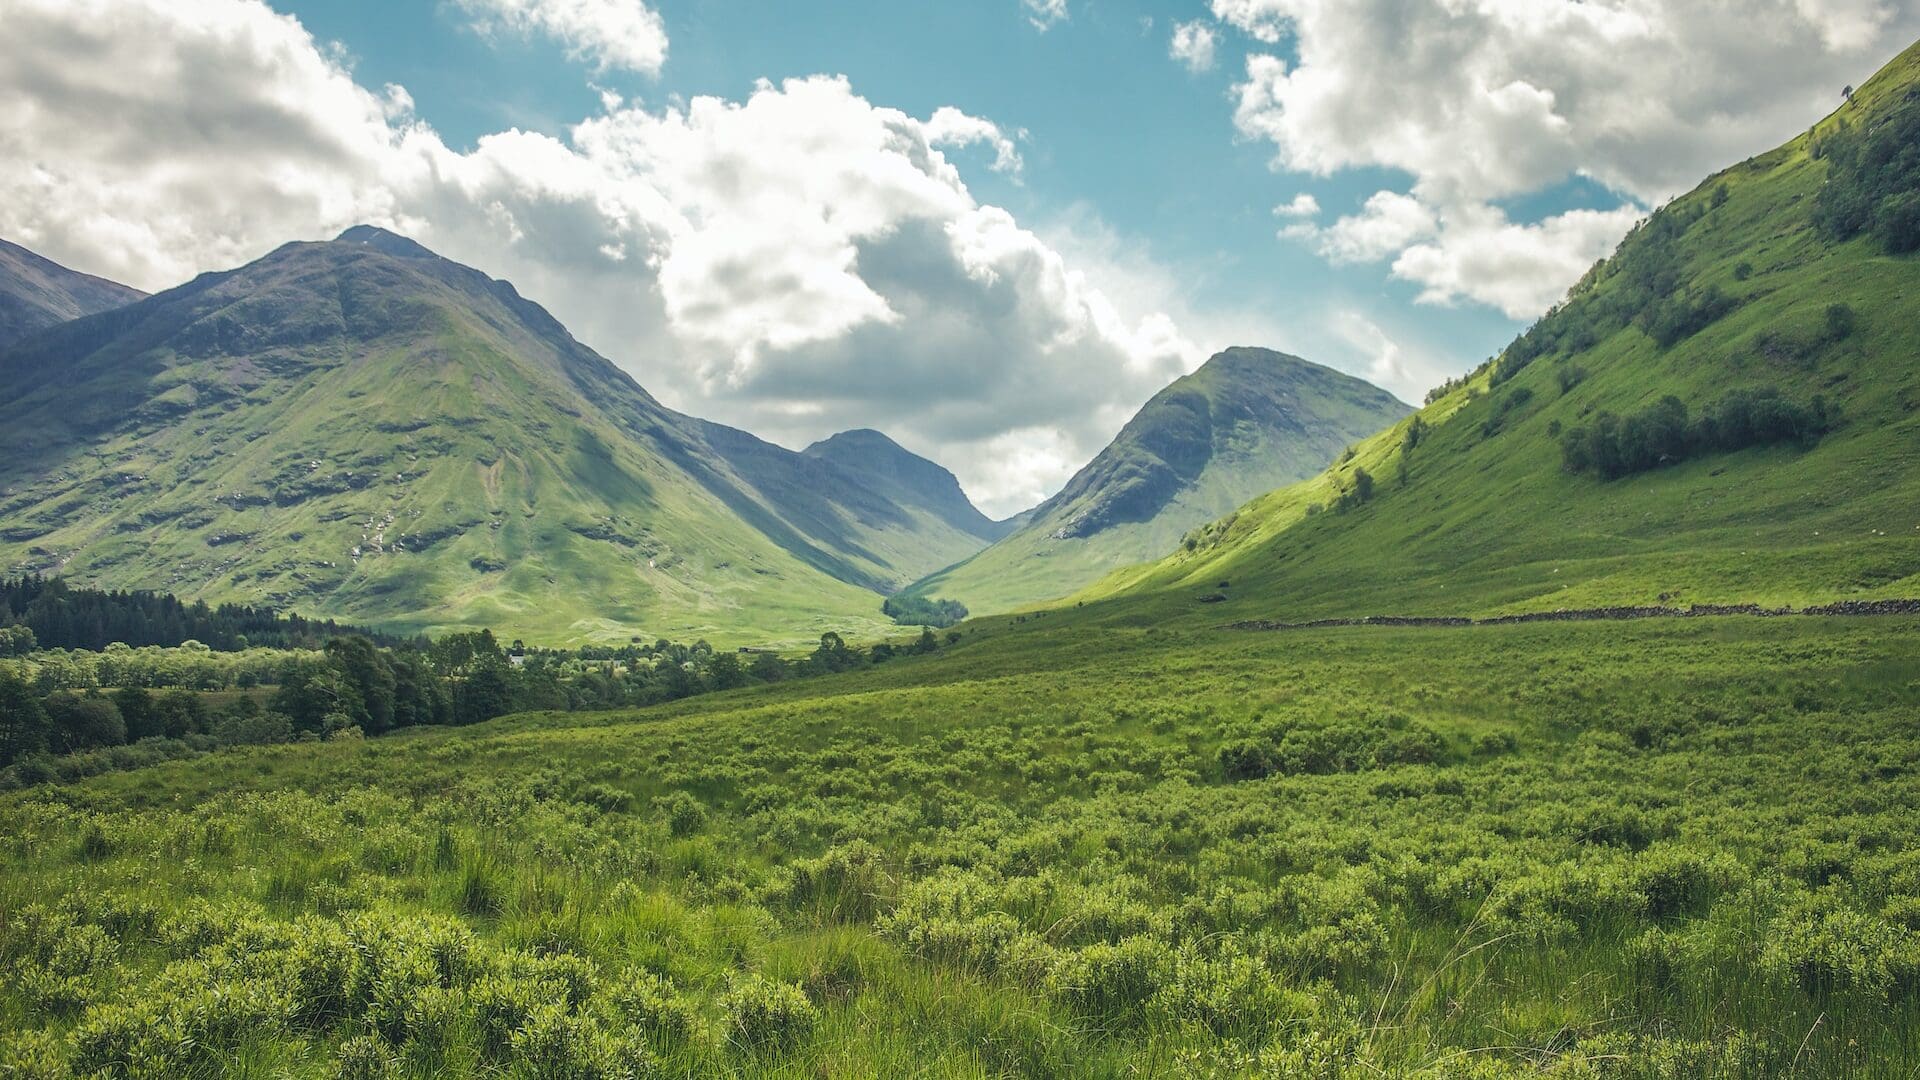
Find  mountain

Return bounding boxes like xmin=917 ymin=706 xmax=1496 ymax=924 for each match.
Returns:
xmin=902 ymin=348 xmax=1409 ymax=614
xmin=804 ymin=429 xmax=1014 ymax=543
xmin=0 ymin=227 xmax=1001 ymax=645
xmin=0 ymin=238 xmax=145 ymax=347
xmin=1078 ymin=41 xmax=1920 ymax=623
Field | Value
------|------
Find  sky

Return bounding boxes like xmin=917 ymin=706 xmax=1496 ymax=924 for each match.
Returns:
xmin=2 ymin=1 xmax=1915 ymax=517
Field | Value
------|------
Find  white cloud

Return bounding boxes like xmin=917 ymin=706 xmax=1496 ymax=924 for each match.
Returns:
xmin=1273 ymin=193 xmax=1319 ymax=219
xmin=1170 ymin=20 xmax=1218 ymax=73
xmin=1391 ymin=204 xmax=1647 ymax=320
xmin=924 ymin=106 xmax=1024 ymax=176
xmin=453 ymin=0 xmax=668 ymax=76
xmin=1022 ymin=0 xmax=1069 ymax=32
xmin=1220 ymin=0 xmax=1920 ymax=318
xmin=1286 ymin=190 xmax=1436 ymax=264
xmin=0 ymin=0 xmax=1202 ymax=518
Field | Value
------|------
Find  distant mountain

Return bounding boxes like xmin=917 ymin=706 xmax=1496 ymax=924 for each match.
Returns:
xmin=903 ymin=348 xmax=1409 ymax=614
xmin=1080 ymin=41 xmax=1920 ymax=621
xmin=0 ymin=228 xmax=1000 ymax=645
xmin=804 ymin=429 xmax=1013 ymax=543
xmin=0 ymin=238 xmax=145 ymax=348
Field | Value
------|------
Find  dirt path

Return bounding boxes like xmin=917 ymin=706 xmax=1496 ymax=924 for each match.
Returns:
xmin=1223 ymin=598 xmax=1920 ymax=632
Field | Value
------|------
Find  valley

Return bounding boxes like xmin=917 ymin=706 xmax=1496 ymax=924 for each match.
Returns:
xmin=1 ymin=18 xmax=1917 ymax=1080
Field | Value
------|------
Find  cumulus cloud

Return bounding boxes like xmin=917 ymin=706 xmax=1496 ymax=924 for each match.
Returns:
xmin=1022 ymin=0 xmax=1069 ymax=32
xmin=1273 ymin=193 xmax=1319 ymax=219
xmin=453 ymin=0 xmax=668 ymax=76
xmin=1220 ymin=0 xmax=1920 ymax=318
xmin=1285 ymin=190 xmax=1436 ymax=265
xmin=1169 ymin=21 xmax=1218 ymax=73
xmin=0 ymin=0 xmax=1201 ymax=517
xmin=1391 ymin=204 xmax=1647 ymax=320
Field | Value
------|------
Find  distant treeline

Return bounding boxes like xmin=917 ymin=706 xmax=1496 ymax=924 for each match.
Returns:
xmin=2 ymin=625 xmax=955 ymax=781
xmin=882 ymin=594 xmax=969 ymax=628
xmin=0 ymin=576 xmax=419 ymax=654
xmin=1560 ymin=386 xmax=1835 ymax=480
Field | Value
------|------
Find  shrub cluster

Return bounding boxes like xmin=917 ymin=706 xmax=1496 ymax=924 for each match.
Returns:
xmin=1559 ymin=386 xmax=1835 ymax=479
xmin=1812 ymin=94 xmax=1920 ymax=253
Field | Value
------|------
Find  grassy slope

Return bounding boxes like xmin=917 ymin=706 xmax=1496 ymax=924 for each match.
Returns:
xmin=907 ymin=349 xmax=1409 ymax=616
xmin=3 ymin=614 xmax=1917 ymax=1076
xmin=0 ymin=234 xmax=1001 ymax=647
xmin=1079 ymin=44 xmax=1920 ymax=625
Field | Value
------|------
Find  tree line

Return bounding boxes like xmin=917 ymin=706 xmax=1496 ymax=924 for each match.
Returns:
xmin=2 ymin=624 xmax=953 ymax=777
xmin=0 ymin=575 xmax=418 ymax=655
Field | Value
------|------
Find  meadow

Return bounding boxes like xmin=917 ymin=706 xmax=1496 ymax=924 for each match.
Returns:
xmin=4 ymin=612 xmax=1918 ymax=1078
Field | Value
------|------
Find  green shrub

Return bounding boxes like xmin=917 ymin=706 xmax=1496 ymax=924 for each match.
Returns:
xmin=654 ymin=791 xmax=708 ymax=837
xmin=506 ymin=1004 xmax=644 ymax=1080
xmin=1218 ymin=739 xmax=1275 ymax=781
xmin=1048 ymin=936 xmax=1175 ymax=1024
xmin=606 ymin=971 xmax=702 ymax=1049
xmin=720 ymin=976 xmax=817 ymax=1053
xmin=777 ymin=839 xmax=892 ymax=923
xmin=332 ymin=1034 xmax=395 ymax=1080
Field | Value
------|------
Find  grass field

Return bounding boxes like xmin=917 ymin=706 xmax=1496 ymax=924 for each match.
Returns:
xmin=5 ymin=612 xmax=1917 ymax=1078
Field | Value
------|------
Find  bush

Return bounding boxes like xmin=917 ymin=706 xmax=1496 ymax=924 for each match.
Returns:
xmin=654 ymin=791 xmax=708 ymax=837
xmin=1218 ymin=740 xmax=1276 ymax=782
xmin=607 ymin=972 xmax=702 ymax=1049
xmin=1825 ymin=302 xmax=1858 ymax=341
xmin=1048 ymin=936 xmax=1175 ymax=1024
xmin=506 ymin=1004 xmax=643 ymax=1080
xmin=721 ymin=976 xmax=817 ymax=1053
xmin=777 ymin=839 xmax=892 ymax=923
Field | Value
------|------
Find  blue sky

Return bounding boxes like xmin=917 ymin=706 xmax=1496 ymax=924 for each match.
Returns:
xmin=6 ymin=0 xmax=1913 ymax=514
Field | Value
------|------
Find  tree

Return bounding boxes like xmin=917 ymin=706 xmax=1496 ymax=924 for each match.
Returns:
xmin=1352 ymin=467 xmax=1374 ymax=503
xmin=326 ymin=636 xmax=396 ymax=734
xmin=455 ymin=655 xmax=513 ymax=725
xmin=113 ymin=686 xmax=160 ymax=741
xmin=810 ymin=632 xmax=859 ymax=674
xmin=0 ymin=671 xmax=49 ymax=766
xmin=914 ymin=627 xmax=938 ymax=655
xmin=153 ymin=688 xmax=206 ymax=738
xmin=707 ymin=652 xmax=747 ymax=691
xmin=45 ymin=692 xmax=126 ymax=754
xmin=749 ymin=651 xmax=787 ymax=683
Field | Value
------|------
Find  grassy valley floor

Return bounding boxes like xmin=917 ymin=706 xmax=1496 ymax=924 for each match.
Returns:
xmin=3 ymin=614 xmax=1919 ymax=1077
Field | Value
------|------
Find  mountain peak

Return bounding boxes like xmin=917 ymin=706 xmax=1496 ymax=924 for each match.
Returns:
xmin=804 ymin=428 xmax=1008 ymax=541
xmin=334 ymin=224 xmax=438 ymax=260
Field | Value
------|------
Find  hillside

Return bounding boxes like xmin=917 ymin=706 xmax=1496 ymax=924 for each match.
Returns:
xmin=0 ymin=237 xmax=145 ymax=348
xmin=0 ymin=228 xmax=1001 ymax=645
xmin=1079 ymin=42 xmax=1920 ymax=625
xmin=803 ymin=429 xmax=1013 ymax=544
xmin=903 ymin=347 xmax=1408 ymax=614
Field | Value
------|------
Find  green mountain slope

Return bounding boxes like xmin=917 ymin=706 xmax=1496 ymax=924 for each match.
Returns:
xmin=1079 ymin=42 xmax=1920 ymax=624
xmin=0 ymin=237 xmax=145 ymax=348
xmin=0 ymin=228 xmax=998 ymax=644
xmin=903 ymin=347 xmax=1409 ymax=614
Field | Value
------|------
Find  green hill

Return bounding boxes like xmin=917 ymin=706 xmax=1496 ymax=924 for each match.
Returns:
xmin=1076 ymin=42 xmax=1920 ymax=626
xmin=902 ymin=347 xmax=1408 ymax=614
xmin=0 ymin=228 xmax=1000 ymax=645
xmin=0 ymin=238 xmax=144 ymax=348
